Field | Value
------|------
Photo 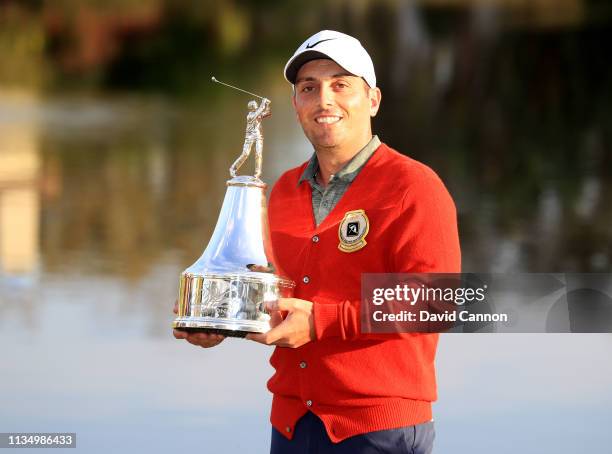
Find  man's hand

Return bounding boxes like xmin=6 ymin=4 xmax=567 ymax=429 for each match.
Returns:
xmin=246 ymin=298 xmax=315 ymax=348
xmin=172 ymin=300 xmax=225 ymax=348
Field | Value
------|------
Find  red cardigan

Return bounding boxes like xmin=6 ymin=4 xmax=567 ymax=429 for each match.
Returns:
xmin=267 ymin=142 xmax=461 ymax=442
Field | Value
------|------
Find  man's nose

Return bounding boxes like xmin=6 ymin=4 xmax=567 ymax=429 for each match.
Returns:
xmin=318 ymin=85 xmax=334 ymax=107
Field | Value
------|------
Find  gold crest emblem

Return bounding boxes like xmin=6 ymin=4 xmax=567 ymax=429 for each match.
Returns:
xmin=338 ymin=209 xmax=369 ymax=253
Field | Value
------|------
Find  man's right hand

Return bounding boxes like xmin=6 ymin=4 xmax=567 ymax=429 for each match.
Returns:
xmin=172 ymin=300 xmax=225 ymax=348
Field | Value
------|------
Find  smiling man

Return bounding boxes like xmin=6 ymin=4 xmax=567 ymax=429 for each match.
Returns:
xmin=251 ymin=30 xmax=461 ymax=454
xmin=174 ymin=30 xmax=461 ymax=454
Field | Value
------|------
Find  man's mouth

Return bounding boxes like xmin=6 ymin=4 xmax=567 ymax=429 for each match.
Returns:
xmin=315 ymin=115 xmax=342 ymax=124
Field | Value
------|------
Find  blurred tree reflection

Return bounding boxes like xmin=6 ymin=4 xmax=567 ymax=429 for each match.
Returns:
xmin=0 ymin=0 xmax=610 ymax=277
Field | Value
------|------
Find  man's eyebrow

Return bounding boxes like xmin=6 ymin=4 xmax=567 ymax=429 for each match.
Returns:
xmin=295 ymin=72 xmax=357 ymax=84
xmin=295 ymin=76 xmax=316 ymax=84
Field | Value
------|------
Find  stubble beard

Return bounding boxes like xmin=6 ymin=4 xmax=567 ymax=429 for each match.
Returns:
xmin=305 ymin=128 xmax=343 ymax=155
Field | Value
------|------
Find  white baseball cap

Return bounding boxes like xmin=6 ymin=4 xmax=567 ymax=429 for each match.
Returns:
xmin=284 ymin=30 xmax=376 ymax=88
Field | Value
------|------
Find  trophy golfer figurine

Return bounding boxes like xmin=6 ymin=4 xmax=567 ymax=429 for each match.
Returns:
xmin=172 ymin=77 xmax=294 ymax=338
xmin=231 ymin=98 xmax=271 ymax=179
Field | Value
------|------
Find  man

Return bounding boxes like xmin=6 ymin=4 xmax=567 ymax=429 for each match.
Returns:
xmin=174 ymin=30 xmax=461 ymax=454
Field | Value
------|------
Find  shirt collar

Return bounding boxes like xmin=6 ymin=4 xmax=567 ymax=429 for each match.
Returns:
xmin=298 ymin=135 xmax=381 ymax=186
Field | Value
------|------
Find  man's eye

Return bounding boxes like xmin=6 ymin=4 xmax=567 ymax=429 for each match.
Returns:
xmin=301 ymin=86 xmax=314 ymax=93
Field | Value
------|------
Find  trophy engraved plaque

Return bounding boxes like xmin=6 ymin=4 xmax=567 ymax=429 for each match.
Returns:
xmin=173 ymin=79 xmax=295 ymax=337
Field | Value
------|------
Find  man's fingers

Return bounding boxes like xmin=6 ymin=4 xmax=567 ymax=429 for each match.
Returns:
xmin=246 ymin=323 xmax=287 ymax=345
xmin=186 ymin=336 xmax=203 ymax=347
xmin=245 ymin=332 xmax=266 ymax=343
xmin=246 ymin=311 xmax=284 ymax=343
xmin=266 ymin=298 xmax=292 ymax=312
xmin=265 ymin=300 xmax=279 ymax=312
xmin=186 ymin=333 xmax=224 ymax=348
xmin=173 ymin=329 xmax=188 ymax=339
xmin=273 ymin=310 xmax=285 ymax=324
xmin=247 ymin=331 xmax=280 ymax=344
xmin=173 ymin=299 xmax=178 ymax=315
xmin=188 ymin=332 xmax=224 ymax=343
xmin=174 ymin=329 xmax=225 ymax=347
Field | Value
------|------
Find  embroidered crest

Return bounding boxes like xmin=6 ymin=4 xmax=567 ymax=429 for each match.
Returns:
xmin=338 ymin=209 xmax=369 ymax=253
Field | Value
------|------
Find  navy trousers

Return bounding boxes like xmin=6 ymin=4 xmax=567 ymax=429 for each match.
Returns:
xmin=270 ymin=411 xmax=435 ymax=454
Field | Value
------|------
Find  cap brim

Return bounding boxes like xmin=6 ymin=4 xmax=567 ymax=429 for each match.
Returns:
xmin=284 ymin=50 xmax=332 ymax=84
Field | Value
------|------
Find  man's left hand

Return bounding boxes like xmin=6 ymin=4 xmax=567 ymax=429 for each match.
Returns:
xmin=246 ymin=298 xmax=315 ymax=348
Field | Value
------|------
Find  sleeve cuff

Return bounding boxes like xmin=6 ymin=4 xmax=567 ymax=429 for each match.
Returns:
xmin=312 ymin=296 xmax=342 ymax=340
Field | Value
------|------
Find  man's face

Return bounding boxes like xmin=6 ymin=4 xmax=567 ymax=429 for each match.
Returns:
xmin=292 ymin=59 xmax=381 ymax=152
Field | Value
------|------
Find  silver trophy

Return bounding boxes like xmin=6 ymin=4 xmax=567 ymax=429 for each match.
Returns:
xmin=173 ymin=78 xmax=295 ymax=338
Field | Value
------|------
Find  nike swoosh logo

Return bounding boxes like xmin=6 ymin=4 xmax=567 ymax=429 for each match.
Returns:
xmin=305 ymin=38 xmax=336 ymax=49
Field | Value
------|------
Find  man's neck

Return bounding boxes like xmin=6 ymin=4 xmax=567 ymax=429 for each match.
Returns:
xmin=314 ymin=135 xmax=373 ymax=187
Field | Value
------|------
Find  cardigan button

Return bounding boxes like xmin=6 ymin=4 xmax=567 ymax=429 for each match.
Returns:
xmin=285 ymin=426 xmax=291 ymax=433
xmin=299 ymin=361 xmax=307 ymax=369
xmin=312 ymin=235 xmax=319 ymax=243
xmin=302 ymin=276 xmax=310 ymax=284
xmin=306 ymin=400 xmax=313 ymax=407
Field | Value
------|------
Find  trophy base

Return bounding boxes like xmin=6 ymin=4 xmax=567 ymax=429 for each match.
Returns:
xmin=172 ymin=316 xmax=269 ymax=338
xmin=173 ymin=327 xmax=249 ymax=338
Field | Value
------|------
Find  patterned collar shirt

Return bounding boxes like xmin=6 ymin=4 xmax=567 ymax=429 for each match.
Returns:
xmin=298 ymin=135 xmax=381 ymax=226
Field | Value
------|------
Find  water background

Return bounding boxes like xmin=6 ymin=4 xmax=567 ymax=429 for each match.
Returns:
xmin=1 ymin=1 xmax=611 ymax=452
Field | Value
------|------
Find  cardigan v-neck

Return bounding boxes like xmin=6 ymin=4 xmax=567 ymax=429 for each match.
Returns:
xmin=298 ymin=135 xmax=381 ymax=227
xmin=295 ymin=138 xmax=386 ymax=232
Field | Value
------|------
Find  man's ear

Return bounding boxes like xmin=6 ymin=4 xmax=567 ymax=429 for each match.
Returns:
xmin=369 ymin=87 xmax=382 ymax=117
xmin=291 ymin=92 xmax=299 ymax=121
